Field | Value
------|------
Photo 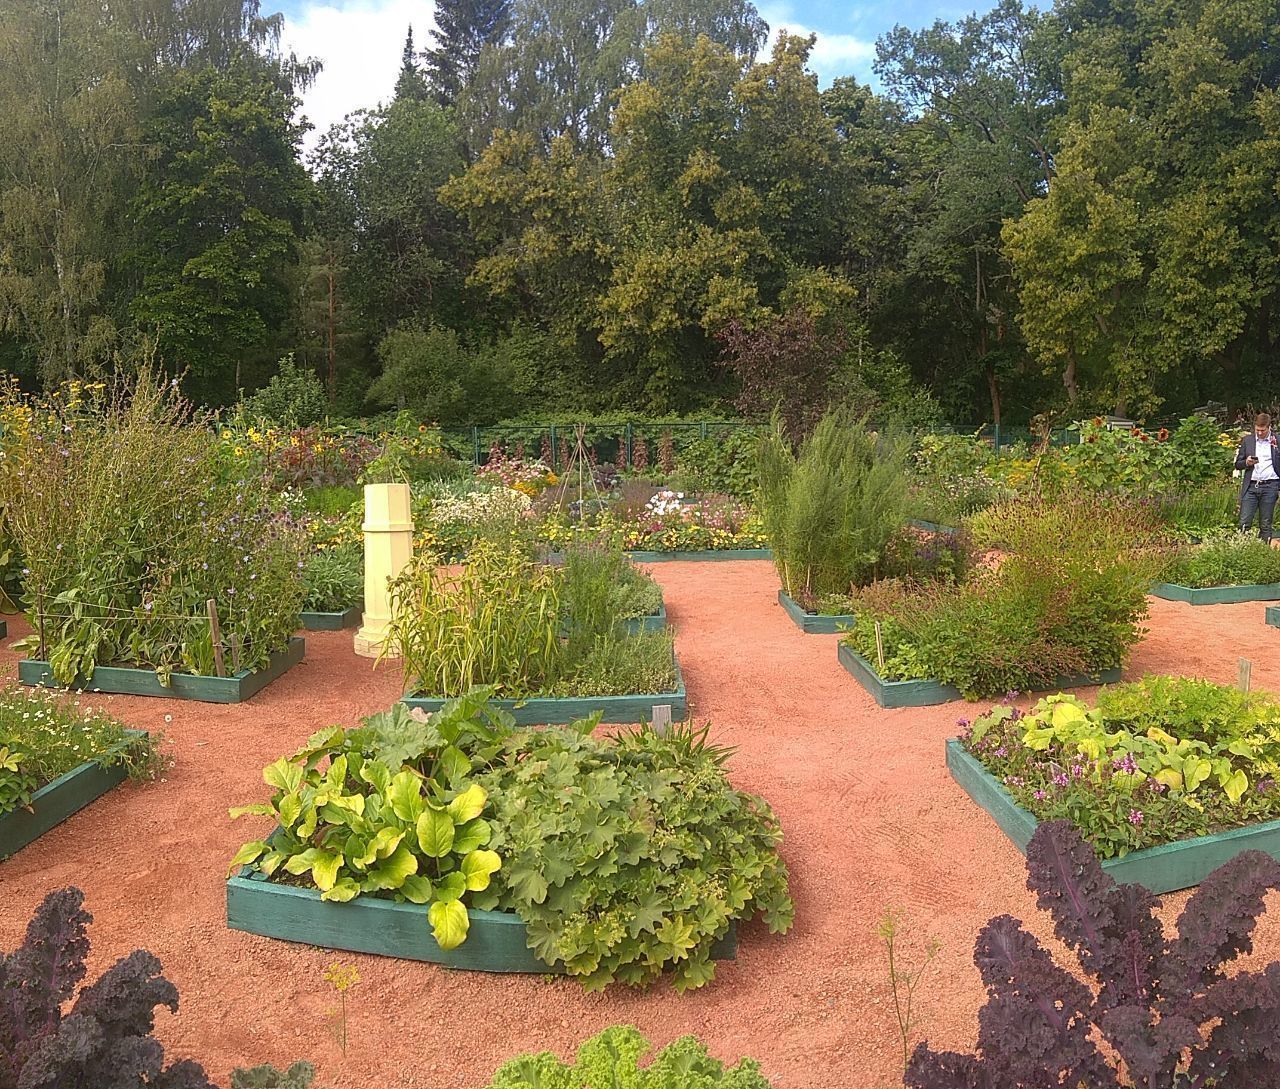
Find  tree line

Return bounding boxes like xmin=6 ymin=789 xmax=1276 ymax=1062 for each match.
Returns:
xmin=1 ymin=0 xmax=1277 ymax=427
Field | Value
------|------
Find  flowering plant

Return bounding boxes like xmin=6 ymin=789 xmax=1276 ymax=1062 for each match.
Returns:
xmin=477 ymin=453 xmax=557 ymax=496
xmin=962 ymin=676 xmax=1280 ymax=858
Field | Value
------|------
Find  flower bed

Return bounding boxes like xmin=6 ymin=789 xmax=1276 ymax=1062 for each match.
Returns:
xmin=1150 ymin=582 xmax=1280 ymax=604
xmin=20 ymin=637 xmax=304 ymax=704
xmin=777 ymin=591 xmax=853 ymax=635
xmin=0 ymin=689 xmax=157 ymax=858
xmin=837 ymin=643 xmax=1119 ymax=708
xmin=228 ymin=698 xmax=792 ymax=990
xmin=299 ymin=606 xmax=362 ymax=631
xmin=949 ymin=677 xmax=1280 ymax=888
xmin=1154 ymin=532 xmax=1280 ymax=603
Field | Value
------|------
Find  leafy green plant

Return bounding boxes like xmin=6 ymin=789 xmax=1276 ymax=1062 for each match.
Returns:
xmin=758 ymin=407 xmax=911 ymax=598
xmin=0 ymin=687 xmax=161 ymax=814
xmin=301 ymin=485 xmax=362 ymax=518
xmin=963 ymin=676 xmax=1280 ymax=858
xmin=231 ymin=1063 xmax=318 ymax=1089
xmin=239 ymin=354 xmax=329 ymax=429
xmin=1154 ymin=480 xmax=1238 ymax=540
xmin=1163 ymin=530 xmax=1280 ymax=587
xmin=386 ymin=540 xmax=564 ymax=698
xmin=229 ymin=708 xmax=502 ymax=950
xmin=0 ymin=371 xmax=305 ymax=683
xmin=302 ymin=544 xmax=363 ymax=612
xmin=484 ymin=1025 xmax=775 ymax=1088
xmin=473 ymin=719 xmax=793 ymax=991
xmin=845 ymin=494 xmax=1160 ymax=696
xmin=548 ymin=630 xmax=677 ymax=697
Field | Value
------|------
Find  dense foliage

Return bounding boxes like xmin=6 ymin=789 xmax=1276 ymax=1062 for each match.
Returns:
xmin=758 ymin=409 xmax=911 ymax=600
xmin=1163 ymin=532 xmax=1280 ymax=589
xmin=385 ymin=540 xmax=676 ymax=699
xmin=964 ymin=677 xmax=1280 ymax=858
xmin=232 ymin=694 xmax=793 ymax=991
xmin=4 ymin=0 xmax=1276 ymax=424
xmin=301 ymin=544 xmax=363 ymax=613
xmin=484 ymin=1025 xmax=774 ymax=1087
xmin=0 ymin=688 xmax=159 ymax=814
xmin=906 ymin=820 xmax=1280 ymax=1087
xmin=0 ymin=374 xmax=305 ymax=682
xmin=843 ymin=495 xmax=1160 ymax=696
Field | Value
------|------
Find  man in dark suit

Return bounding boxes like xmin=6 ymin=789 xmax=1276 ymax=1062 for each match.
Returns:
xmin=1237 ymin=412 xmax=1280 ymax=541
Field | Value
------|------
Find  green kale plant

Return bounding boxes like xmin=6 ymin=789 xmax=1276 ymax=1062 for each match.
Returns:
xmin=484 ymin=1025 xmax=775 ymax=1088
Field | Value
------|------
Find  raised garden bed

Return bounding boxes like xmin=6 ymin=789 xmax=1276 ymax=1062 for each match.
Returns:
xmin=299 ymin=606 xmax=362 ymax=631
xmin=906 ymin=518 xmax=960 ymax=535
xmin=622 ymin=601 xmax=666 ymax=635
xmin=19 ymin=637 xmax=305 ymax=704
xmin=0 ymin=729 xmax=147 ymax=860
xmin=836 ymin=643 xmax=1122 ymax=709
xmin=226 ymin=863 xmax=736 ymax=971
xmin=777 ymin=590 xmax=853 ymax=635
xmin=401 ymin=648 xmax=687 ymax=724
xmin=946 ymin=738 xmax=1280 ymax=893
xmin=1150 ymin=582 xmax=1280 ymax=605
xmin=624 ymin=548 xmax=772 ymax=563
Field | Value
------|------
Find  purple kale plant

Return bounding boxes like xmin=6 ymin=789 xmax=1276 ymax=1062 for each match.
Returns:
xmin=0 ymin=887 xmax=216 ymax=1089
xmin=906 ymin=821 xmax=1280 ymax=1089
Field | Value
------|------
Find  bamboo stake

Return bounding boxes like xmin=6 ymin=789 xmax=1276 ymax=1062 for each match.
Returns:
xmin=206 ymin=599 xmax=227 ymax=678
xmin=874 ymin=620 xmax=886 ymax=673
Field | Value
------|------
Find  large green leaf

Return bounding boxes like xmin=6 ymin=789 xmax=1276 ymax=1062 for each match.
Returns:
xmin=321 ymin=877 xmax=361 ymax=903
xmin=388 ymin=769 xmax=426 ymax=822
xmin=428 ymin=899 xmax=469 ymax=950
xmin=263 ymin=757 xmax=303 ymax=794
xmin=400 ymin=874 xmax=433 ymax=904
xmin=417 ymin=807 xmax=456 ymax=858
xmin=460 ymin=849 xmax=501 ymax=891
xmin=226 ymin=840 xmax=268 ymax=875
xmin=310 ymin=850 xmax=343 ymax=892
xmin=228 ymin=803 xmax=274 ymax=820
xmin=363 ymin=843 xmax=418 ymax=891
xmin=434 ymin=870 xmax=467 ymax=903
xmin=452 ymin=817 xmax=491 ymax=854
xmin=446 ymin=783 xmax=487 ymax=823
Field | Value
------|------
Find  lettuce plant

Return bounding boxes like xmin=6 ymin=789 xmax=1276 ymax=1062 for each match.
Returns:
xmin=485 ymin=1025 xmax=774 ymax=1088
xmin=906 ymin=820 xmax=1280 ymax=1088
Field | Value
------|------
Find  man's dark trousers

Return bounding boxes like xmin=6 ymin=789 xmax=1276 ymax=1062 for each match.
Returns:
xmin=1241 ymin=478 xmax=1280 ymax=541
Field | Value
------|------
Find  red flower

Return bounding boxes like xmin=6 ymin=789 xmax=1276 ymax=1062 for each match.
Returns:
xmin=1157 ymin=428 xmax=1169 ymax=441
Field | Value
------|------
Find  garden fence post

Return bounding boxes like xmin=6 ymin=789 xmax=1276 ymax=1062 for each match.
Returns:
xmin=472 ymin=426 xmax=480 ymax=466
xmin=550 ymin=424 xmax=557 ymax=467
xmin=206 ymin=599 xmax=227 ymax=677
xmin=994 ymin=423 xmax=1001 ymax=457
xmin=354 ymin=483 xmax=414 ymax=659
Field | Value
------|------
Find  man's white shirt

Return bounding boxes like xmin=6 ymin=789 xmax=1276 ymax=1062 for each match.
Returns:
xmin=1256 ymin=434 xmax=1279 ymax=482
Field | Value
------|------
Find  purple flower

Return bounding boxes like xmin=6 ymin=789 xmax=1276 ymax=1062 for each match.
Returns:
xmin=1034 ymin=789 xmax=1048 ymax=801
xmin=1005 ymin=690 xmax=1021 ymax=702
xmin=1052 ymin=771 xmax=1069 ymax=787
xmin=956 ymin=718 xmax=970 ymax=729
xmin=993 ymin=746 xmax=1008 ymax=758
xmin=1257 ymin=779 xmax=1275 ymax=795
xmin=1112 ymin=753 xmax=1139 ymax=775
xmin=1147 ymin=777 xmax=1166 ymax=793
xmin=1071 ymin=764 xmax=1085 ymax=779
xmin=1128 ymin=809 xmax=1144 ymax=826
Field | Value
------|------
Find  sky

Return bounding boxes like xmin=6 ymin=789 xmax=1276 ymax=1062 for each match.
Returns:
xmin=276 ymin=0 xmax=977 ymax=151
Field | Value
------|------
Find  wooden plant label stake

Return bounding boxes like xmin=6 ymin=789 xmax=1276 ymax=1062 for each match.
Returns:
xmin=874 ymin=620 xmax=886 ymax=673
xmin=229 ymin=632 xmax=243 ymax=675
xmin=206 ymin=599 xmax=227 ymax=678
xmin=651 ymin=703 xmax=673 ymax=736
xmin=1239 ymin=657 xmax=1252 ymax=693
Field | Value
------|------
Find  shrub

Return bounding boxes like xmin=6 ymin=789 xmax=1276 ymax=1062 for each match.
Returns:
xmin=905 ymin=820 xmax=1280 ymax=1088
xmin=232 ymin=699 xmax=793 ymax=992
xmin=549 ymin=629 xmax=677 ymax=697
xmin=1164 ymin=530 xmax=1280 ymax=587
xmin=301 ymin=544 xmax=363 ymax=613
xmin=845 ymin=495 xmax=1160 ymax=696
xmin=1153 ymin=480 xmax=1238 ymax=540
xmin=963 ymin=677 xmax=1280 ymax=858
xmin=0 ymin=688 xmax=160 ymax=814
xmin=0 ymin=372 xmax=305 ymax=682
xmin=484 ymin=1025 xmax=774 ymax=1087
xmin=758 ymin=408 xmax=911 ymax=599
xmin=240 ymin=354 xmax=329 ymax=428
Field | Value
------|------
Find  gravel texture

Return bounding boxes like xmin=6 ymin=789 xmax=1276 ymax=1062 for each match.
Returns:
xmin=2 ymin=563 xmax=1279 ymax=1088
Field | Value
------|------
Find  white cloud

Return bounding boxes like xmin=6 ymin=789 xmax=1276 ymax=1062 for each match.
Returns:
xmin=280 ymin=0 xmax=437 ymax=154
xmin=757 ymin=3 xmax=876 ymax=85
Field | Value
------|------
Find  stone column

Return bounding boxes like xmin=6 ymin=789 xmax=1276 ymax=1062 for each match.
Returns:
xmin=353 ymin=483 xmax=413 ymax=659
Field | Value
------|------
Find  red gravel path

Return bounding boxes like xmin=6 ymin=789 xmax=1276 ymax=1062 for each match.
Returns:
xmin=2 ymin=562 xmax=1279 ymax=1088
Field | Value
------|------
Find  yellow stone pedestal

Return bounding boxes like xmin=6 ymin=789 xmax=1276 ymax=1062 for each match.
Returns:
xmin=353 ymin=483 xmax=414 ymax=659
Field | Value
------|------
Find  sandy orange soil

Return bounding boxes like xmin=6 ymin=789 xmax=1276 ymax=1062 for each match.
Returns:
xmin=2 ymin=561 xmax=1278 ymax=1088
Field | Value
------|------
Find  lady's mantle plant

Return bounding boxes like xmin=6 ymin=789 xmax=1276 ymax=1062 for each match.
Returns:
xmin=906 ymin=820 xmax=1280 ymax=1088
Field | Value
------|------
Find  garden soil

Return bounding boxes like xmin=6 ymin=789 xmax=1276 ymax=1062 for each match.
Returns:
xmin=2 ymin=567 xmax=1279 ymax=1088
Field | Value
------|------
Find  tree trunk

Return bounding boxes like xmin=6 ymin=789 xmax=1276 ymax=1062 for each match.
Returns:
xmin=326 ymin=247 xmax=337 ymax=404
xmin=1064 ymin=350 xmax=1080 ymax=404
xmin=986 ymin=362 xmax=1001 ymax=430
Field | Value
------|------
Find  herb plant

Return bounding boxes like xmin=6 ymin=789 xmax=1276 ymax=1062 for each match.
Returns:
xmin=484 ymin=1025 xmax=775 ymax=1088
xmin=0 ymin=372 xmax=305 ymax=682
xmin=906 ymin=820 xmax=1280 ymax=1088
xmin=548 ymin=630 xmax=678 ymax=697
xmin=757 ymin=408 xmax=911 ymax=599
xmin=301 ymin=544 xmax=363 ymax=613
xmin=472 ymin=719 xmax=794 ymax=991
xmin=1163 ymin=530 xmax=1280 ymax=587
xmin=963 ymin=676 xmax=1280 ymax=858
